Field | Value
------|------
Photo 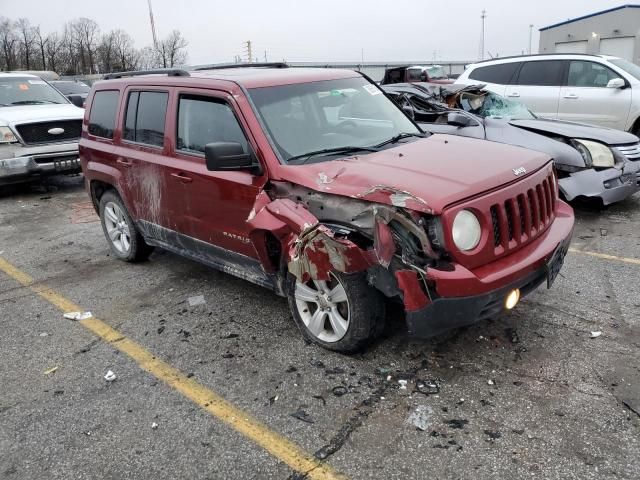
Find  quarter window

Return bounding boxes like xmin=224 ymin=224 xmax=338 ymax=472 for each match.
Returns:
xmin=516 ymin=61 xmax=564 ymax=86
xmin=88 ymin=90 xmax=119 ymax=138
xmin=123 ymin=90 xmax=168 ymax=147
xmin=177 ymin=95 xmax=248 ymax=155
xmin=468 ymin=62 xmax=521 ymax=84
xmin=567 ymin=61 xmax=618 ymax=87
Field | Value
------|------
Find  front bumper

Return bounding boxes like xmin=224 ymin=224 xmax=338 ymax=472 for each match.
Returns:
xmin=558 ymin=162 xmax=639 ymax=205
xmin=0 ymin=142 xmax=80 ymax=185
xmin=402 ymin=201 xmax=574 ymax=338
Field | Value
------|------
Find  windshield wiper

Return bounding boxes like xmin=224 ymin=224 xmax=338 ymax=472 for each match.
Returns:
xmin=287 ymin=146 xmax=379 ymax=165
xmin=10 ymin=100 xmax=60 ymax=105
xmin=373 ymin=132 xmax=425 ymax=149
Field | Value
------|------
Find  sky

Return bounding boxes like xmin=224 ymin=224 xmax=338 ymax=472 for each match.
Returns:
xmin=0 ymin=0 xmax=632 ymax=64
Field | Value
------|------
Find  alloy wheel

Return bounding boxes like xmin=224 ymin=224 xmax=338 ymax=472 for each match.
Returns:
xmin=103 ymin=201 xmax=131 ymax=254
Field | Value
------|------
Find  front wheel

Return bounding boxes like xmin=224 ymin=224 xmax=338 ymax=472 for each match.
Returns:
xmin=286 ymin=271 xmax=385 ymax=353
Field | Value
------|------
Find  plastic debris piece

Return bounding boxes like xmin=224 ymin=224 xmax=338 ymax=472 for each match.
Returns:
xmin=104 ymin=370 xmax=116 ymax=382
xmin=39 ymin=332 xmax=49 ymax=337
xmin=487 ymin=379 xmax=495 ymax=385
xmin=332 ymin=386 xmax=348 ymax=397
xmin=188 ymin=295 xmax=206 ymax=307
xmin=590 ymin=331 xmax=602 ymax=338
xmin=415 ymin=379 xmax=440 ymax=395
xmin=43 ymin=366 xmax=58 ymax=375
xmin=407 ymin=405 xmax=433 ymax=431
xmin=291 ymin=408 xmax=314 ymax=424
xmin=63 ymin=311 xmax=93 ymax=321
xmin=398 ymin=379 xmax=408 ymax=390
xmin=151 ymin=422 xmax=158 ymax=429
xmin=386 ymin=375 xmax=392 ymax=381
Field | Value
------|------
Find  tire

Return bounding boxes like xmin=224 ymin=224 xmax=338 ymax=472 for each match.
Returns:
xmin=99 ymin=190 xmax=153 ymax=262
xmin=286 ymin=271 xmax=385 ymax=353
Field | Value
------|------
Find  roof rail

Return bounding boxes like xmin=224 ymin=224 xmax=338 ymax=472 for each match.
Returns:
xmin=472 ymin=52 xmax=603 ymax=65
xmin=103 ymin=68 xmax=191 ymax=80
xmin=192 ymin=62 xmax=289 ymax=71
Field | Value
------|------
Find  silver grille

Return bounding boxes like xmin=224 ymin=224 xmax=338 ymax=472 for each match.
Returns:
xmin=614 ymin=143 xmax=640 ymax=160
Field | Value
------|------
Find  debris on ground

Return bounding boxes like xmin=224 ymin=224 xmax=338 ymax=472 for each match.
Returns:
xmin=104 ymin=370 xmax=116 ymax=382
xmin=600 ymin=228 xmax=608 ymax=236
xmin=407 ymin=405 xmax=433 ymax=431
xmin=43 ymin=366 xmax=58 ymax=375
xmin=487 ymin=379 xmax=495 ymax=385
xmin=445 ymin=419 xmax=469 ymax=429
xmin=505 ymin=327 xmax=520 ymax=344
xmin=590 ymin=331 xmax=602 ymax=338
xmin=63 ymin=311 xmax=93 ymax=321
xmin=484 ymin=429 xmax=502 ymax=440
xmin=325 ymin=367 xmax=346 ymax=375
xmin=312 ymin=395 xmax=327 ymax=406
xmin=398 ymin=379 xmax=408 ymax=390
xmin=39 ymin=332 xmax=49 ymax=337
xmin=187 ymin=295 xmax=206 ymax=307
xmin=291 ymin=408 xmax=315 ymax=424
xmin=415 ymin=379 xmax=440 ymax=395
xmin=332 ymin=386 xmax=348 ymax=397
xmin=151 ymin=422 xmax=158 ymax=429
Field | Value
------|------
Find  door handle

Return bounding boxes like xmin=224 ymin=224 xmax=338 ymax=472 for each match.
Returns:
xmin=171 ymin=172 xmax=193 ymax=183
xmin=564 ymin=94 xmax=578 ymax=99
xmin=116 ymin=158 xmax=132 ymax=168
xmin=507 ymin=92 xmax=520 ymax=97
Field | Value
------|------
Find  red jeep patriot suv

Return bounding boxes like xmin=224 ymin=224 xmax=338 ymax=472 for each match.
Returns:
xmin=80 ymin=64 xmax=574 ymax=352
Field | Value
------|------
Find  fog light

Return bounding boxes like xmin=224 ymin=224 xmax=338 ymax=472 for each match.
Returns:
xmin=505 ymin=289 xmax=520 ymax=310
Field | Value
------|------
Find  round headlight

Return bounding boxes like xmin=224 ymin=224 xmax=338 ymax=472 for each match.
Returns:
xmin=452 ymin=210 xmax=482 ymax=251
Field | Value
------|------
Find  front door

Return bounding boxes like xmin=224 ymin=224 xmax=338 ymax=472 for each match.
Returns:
xmin=168 ymin=89 xmax=266 ymax=260
xmin=557 ymin=60 xmax=631 ymax=129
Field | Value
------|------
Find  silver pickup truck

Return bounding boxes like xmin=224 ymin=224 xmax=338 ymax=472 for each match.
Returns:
xmin=0 ymin=73 xmax=84 ymax=186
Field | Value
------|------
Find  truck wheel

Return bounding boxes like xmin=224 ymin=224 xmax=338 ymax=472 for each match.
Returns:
xmin=99 ymin=190 xmax=153 ymax=262
xmin=286 ymin=271 xmax=385 ymax=353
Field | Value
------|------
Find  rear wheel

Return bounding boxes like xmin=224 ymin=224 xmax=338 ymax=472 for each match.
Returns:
xmin=99 ymin=190 xmax=153 ymax=262
xmin=286 ymin=271 xmax=385 ymax=353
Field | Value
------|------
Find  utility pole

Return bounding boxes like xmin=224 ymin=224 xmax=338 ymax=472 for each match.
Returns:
xmin=147 ymin=0 xmax=158 ymax=48
xmin=479 ymin=9 xmax=487 ymax=60
xmin=361 ymin=48 xmax=364 ymax=64
xmin=264 ymin=50 xmax=267 ymax=62
xmin=244 ymin=41 xmax=253 ymax=63
xmin=528 ymin=24 xmax=534 ymax=54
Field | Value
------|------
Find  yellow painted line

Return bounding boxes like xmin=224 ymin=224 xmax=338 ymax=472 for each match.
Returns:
xmin=569 ymin=248 xmax=640 ymax=266
xmin=0 ymin=257 xmax=345 ymax=480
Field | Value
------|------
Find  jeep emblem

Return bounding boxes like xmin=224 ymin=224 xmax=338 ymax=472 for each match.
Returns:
xmin=48 ymin=127 xmax=65 ymax=135
xmin=512 ymin=167 xmax=527 ymax=176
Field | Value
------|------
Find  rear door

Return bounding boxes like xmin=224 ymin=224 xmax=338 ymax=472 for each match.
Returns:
xmin=558 ymin=60 xmax=631 ymax=129
xmin=463 ymin=62 xmax=521 ymax=96
xmin=168 ymin=88 xmax=266 ymax=259
xmin=505 ymin=60 xmax=565 ymax=119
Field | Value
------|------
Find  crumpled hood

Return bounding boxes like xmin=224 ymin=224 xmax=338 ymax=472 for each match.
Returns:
xmin=0 ymin=104 xmax=84 ymax=126
xmin=509 ymin=118 xmax=638 ymax=146
xmin=276 ymin=134 xmax=552 ymax=214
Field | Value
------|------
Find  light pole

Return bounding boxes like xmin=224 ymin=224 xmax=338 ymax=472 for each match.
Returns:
xmin=528 ymin=24 xmax=534 ymax=54
xmin=480 ymin=9 xmax=487 ymax=60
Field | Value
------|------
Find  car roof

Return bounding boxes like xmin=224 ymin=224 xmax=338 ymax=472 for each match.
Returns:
xmin=0 ymin=73 xmax=40 ymax=79
xmin=97 ymin=67 xmax=362 ymax=90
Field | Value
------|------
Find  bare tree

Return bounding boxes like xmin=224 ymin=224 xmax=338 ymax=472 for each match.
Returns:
xmin=73 ymin=18 xmax=100 ymax=74
xmin=34 ymin=25 xmax=47 ymax=70
xmin=16 ymin=18 xmax=35 ymax=69
xmin=44 ymin=32 xmax=63 ymax=73
xmin=97 ymin=30 xmax=116 ymax=73
xmin=0 ymin=17 xmax=18 ymax=70
xmin=112 ymin=30 xmax=138 ymax=71
xmin=156 ymin=30 xmax=188 ymax=68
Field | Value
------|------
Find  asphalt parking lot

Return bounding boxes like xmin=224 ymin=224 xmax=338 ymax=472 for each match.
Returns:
xmin=1 ymin=175 xmax=639 ymax=480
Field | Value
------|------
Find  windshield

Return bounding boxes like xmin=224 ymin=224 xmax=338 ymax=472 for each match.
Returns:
xmin=457 ymin=90 xmax=535 ymax=120
xmin=52 ymin=81 xmax=90 ymax=95
xmin=426 ymin=66 xmax=446 ymax=79
xmin=0 ymin=77 xmax=69 ymax=106
xmin=248 ymin=77 xmax=421 ymax=164
xmin=609 ymin=58 xmax=640 ymax=81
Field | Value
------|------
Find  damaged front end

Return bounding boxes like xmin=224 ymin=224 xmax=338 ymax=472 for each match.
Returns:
xmin=247 ymin=182 xmax=443 ymax=330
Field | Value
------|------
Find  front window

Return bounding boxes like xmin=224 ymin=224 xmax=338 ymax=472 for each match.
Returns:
xmin=0 ymin=77 xmax=69 ymax=106
xmin=248 ymin=77 xmax=420 ymax=164
xmin=609 ymin=58 xmax=640 ymax=81
xmin=457 ymin=90 xmax=535 ymax=120
xmin=567 ymin=61 xmax=618 ymax=88
xmin=426 ymin=65 xmax=446 ymax=80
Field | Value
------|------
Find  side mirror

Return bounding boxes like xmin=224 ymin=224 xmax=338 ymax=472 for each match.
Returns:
xmin=205 ymin=142 xmax=257 ymax=172
xmin=607 ymin=77 xmax=626 ymax=89
xmin=447 ymin=112 xmax=474 ymax=128
xmin=69 ymin=96 xmax=84 ymax=108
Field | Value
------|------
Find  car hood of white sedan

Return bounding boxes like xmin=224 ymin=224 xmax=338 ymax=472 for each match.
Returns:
xmin=0 ymin=104 xmax=84 ymax=126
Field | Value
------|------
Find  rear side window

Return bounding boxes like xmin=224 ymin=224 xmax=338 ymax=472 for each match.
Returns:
xmin=468 ymin=62 xmax=521 ymax=84
xmin=407 ymin=69 xmax=423 ymax=81
xmin=177 ymin=95 xmax=248 ymax=155
xmin=516 ymin=60 xmax=565 ymax=86
xmin=88 ymin=90 xmax=119 ymax=138
xmin=123 ymin=90 xmax=168 ymax=147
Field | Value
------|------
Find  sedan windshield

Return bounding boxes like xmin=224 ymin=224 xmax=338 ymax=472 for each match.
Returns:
xmin=248 ymin=77 xmax=421 ymax=164
xmin=458 ymin=90 xmax=535 ymax=120
xmin=609 ymin=58 xmax=640 ymax=82
xmin=0 ymin=77 xmax=69 ymax=106
xmin=426 ymin=66 xmax=446 ymax=80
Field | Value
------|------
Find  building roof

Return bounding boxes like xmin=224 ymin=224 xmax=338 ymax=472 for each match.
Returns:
xmin=539 ymin=4 xmax=640 ymax=31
